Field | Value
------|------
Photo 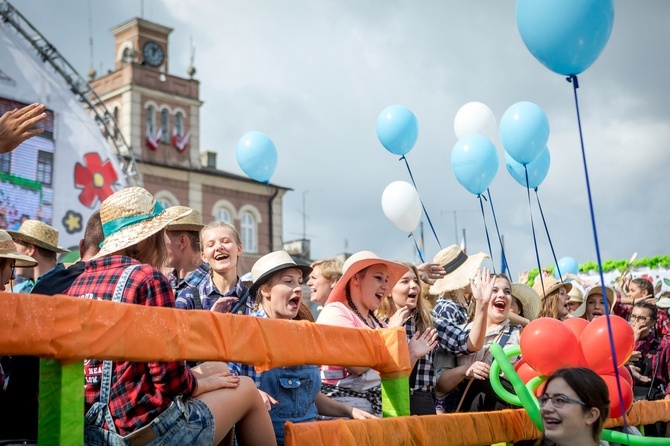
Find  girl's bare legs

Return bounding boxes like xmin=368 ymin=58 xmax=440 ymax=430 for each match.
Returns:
xmin=196 ymin=376 xmax=276 ymax=446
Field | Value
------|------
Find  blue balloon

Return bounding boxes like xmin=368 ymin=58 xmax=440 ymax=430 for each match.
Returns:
xmin=555 ymin=256 xmax=579 ymax=280
xmin=499 ymin=102 xmax=549 ymax=165
xmin=236 ymin=131 xmax=278 ymax=184
xmin=516 ymin=0 xmax=614 ymax=76
xmin=505 ymin=146 xmax=551 ymax=189
xmin=451 ymin=134 xmax=499 ymax=196
xmin=376 ymin=105 xmax=418 ymax=156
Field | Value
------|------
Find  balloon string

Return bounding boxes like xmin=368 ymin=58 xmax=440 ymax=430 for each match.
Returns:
xmin=399 ymin=156 xmax=442 ymax=249
xmin=568 ymin=74 xmax=628 ymax=434
xmin=524 ymin=165 xmax=545 ymax=297
xmin=477 ymin=194 xmax=496 ymax=274
xmin=486 ymin=188 xmax=510 ymax=276
xmin=409 ymin=233 xmax=425 ymax=263
xmin=533 ymin=188 xmax=561 ymax=279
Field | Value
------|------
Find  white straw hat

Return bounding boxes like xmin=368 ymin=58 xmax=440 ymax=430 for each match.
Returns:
xmin=8 ymin=220 xmax=69 ymax=253
xmin=166 ymin=207 xmax=204 ymax=232
xmin=249 ymin=250 xmax=312 ymax=297
xmin=511 ymin=283 xmax=541 ymax=321
xmin=0 ymin=230 xmax=37 ymax=267
xmin=574 ymin=285 xmax=616 ymax=318
xmin=326 ymin=251 xmax=408 ymax=305
xmin=429 ymin=245 xmax=489 ymax=296
xmin=93 ymin=187 xmax=190 ymax=259
xmin=532 ymin=275 xmax=572 ymax=300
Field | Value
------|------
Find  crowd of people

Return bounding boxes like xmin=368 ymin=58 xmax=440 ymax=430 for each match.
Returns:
xmin=0 ymin=108 xmax=668 ymax=444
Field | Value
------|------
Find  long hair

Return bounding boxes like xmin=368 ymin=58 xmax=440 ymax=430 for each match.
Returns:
xmin=543 ymin=367 xmax=609 ymax=444
xmin=125 ymin=231 xmax=166 ymax=269
xmin=377 ymin=262 xmax=433 ymax=332
xmin=632 ymin=277 xmax=655 ymax=299
xmin=538 ymin=288 xmax=562 ymax=319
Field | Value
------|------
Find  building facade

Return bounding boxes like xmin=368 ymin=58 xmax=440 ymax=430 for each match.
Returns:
xmin=89 ymin=17 xmax=288 ymax=273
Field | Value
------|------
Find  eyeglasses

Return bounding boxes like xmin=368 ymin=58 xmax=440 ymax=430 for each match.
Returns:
xmin=630 ymin=314 xmax=649 ymax=323
xmin=538 ymin=394 xmax=587 ymax=408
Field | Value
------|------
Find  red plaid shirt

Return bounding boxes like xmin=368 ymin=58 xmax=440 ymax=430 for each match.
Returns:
xmin=66 ymin=256 xmax=197 ymax=435
xmin=614 ymin=296 xmax=670 ymax=338
xmin=634 ymin=333 xmax=670 ymax=395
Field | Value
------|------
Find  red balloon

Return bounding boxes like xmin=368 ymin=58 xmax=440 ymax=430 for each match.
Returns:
xmin=580 ymin=315 xmax=634 ymax=374
xmin=617 ymin=366 xmax=633 ymax=388
xmin=602 ymin=374 xmax=633 ymax=419
xmin=515 ymin=358 xmax=541 ymax=384
xmin=520 ymin=317 xmax=585 ymax=376
xmin=564 ymin=317 xmax=589 ymax=339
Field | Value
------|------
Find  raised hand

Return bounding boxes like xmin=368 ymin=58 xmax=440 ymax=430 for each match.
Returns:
xmin=471 ymin=267 xmax=495 ymax=309
xmin=417 ymin=262 xmax=446 ymax=285
xmin=409 ymin=327 xmax=438 ymax=363
xmin=387 ymin=305 xmax=411 ymax=328
xmin=0 ymin=103 xmax=46 ymax=153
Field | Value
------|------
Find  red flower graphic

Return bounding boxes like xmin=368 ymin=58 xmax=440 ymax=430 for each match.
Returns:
xmin=74 ymin=152 xmax=118 ymax=208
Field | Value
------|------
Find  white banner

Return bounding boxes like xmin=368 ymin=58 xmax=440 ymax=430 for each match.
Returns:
xmin=0 ymin=20 xmax=126 ymax=251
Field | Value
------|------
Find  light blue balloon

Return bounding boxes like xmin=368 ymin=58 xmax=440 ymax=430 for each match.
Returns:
xmin=516 ymin=0 xmax=614 ymax=76
xmin=236 ymin=131 xmax=278 ymax=184
xmin=451 ymin=134 xmax=499 ymax=196
xmin=555 ymin=256 xmax=579 ymax=280
xmin=499 ymin=102 xmax=549 ymax=165
xmin=376 ymin=105 xmax=419 ymax=156
xmin=505 ymin=146 xmax=551 ymax=189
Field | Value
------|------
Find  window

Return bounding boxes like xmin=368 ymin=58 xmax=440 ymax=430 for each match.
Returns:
xmin=36 ymin=151 xmax=54 ymax=186
xmin=175 ymin=112 xmax=184 ymax=137
xmin=215 ymin=208 xmax=231 ymax=223
xmin=146 ymin=105 xmax=155 ymax=134
xmin=240 ymin=211 xmax=257 ymax=253
xmin=0 ymin=152 xmax=10 ymax=173
xmin=161 ymin=109 xmax=169 ymax=143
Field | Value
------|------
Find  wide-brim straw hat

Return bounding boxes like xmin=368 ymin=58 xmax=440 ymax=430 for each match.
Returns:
xmin=8 ymin=220 xmax=69 ymax=253
xmin=429 ymin=245 xmax=489 ymax=296
xmin=532 ymin=276 xmax=572 ymax=300
xmin=166 ymin=206 xmax=204 ymax=232
xmin=511 ymin=283 xmax=541 ymax=321
xmin=326 ymin=250 xmax=408 ymax=305
xmin=0 ymin=230 xmax=37 ymax=267
xmin=568 ymin=284 xmax=584 ymax=303
xmin=249 ymin=250 xmax=312 ymax=297
xmin=657 ymin=296 xmax=670 ymax=309
xmin=93 ymin=187 xmax=191 ymax=260
xmin=574 ymin=285 xmax=616 ymax=317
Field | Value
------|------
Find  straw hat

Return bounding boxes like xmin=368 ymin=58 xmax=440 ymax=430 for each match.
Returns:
xmin=0 ymin=230 xmax=37 ymax=267
xmin=567 ymin=285 xmax=584 ymax=303
xmin=429 ymin=245 xmax=489 ymax=296
xmin=657 ymin=294 xmax=670 ymax=309
xmin=8 ymin=220 xmax=69 ymax=253
xmin=511 ymin=283 xmax=541 ymax=321
xmin=574 ymin=286 xmax=616 ymax=317
xmin=249 ymin=250 xmax=312 ymax=297
xmin=166 ymin=207 xmax=204 ymax=232
xmin=93 ymin=187 xmax=191 ymax=260
xmin=326 ymin=251 xmax=408 ymax=305
xmin=532 ymin=276 xmax=572 ymax=300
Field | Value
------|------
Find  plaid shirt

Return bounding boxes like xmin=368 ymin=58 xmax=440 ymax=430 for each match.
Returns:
xmin=175 ymin=267 xmax=252 ymax=314
xmin=228 ymin=305 xmax=267 ymax=386
xmin=402 ymin=315 xmax=436 ymax=391
xmin=66 ymin=256 xmax=197 ymax=436
xmin=431 ymin=299 xmax=471 ymax=355
xmin=614 ymin=295 xmax=670 ymax=338
xmin=634 ymin=332 xmax=670 ymax=395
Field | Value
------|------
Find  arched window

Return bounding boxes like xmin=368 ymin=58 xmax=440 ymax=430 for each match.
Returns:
xmin=161 ymin=109 xmax=169 ymax=143
xmin=240 ymin=212 xmax=257 ymax=253
xmin=215 ymin=208 xmax=231 ymax=223
xmin=212 ymin=199 xmax=237 ymax=225
xmin=175 ymin=111 xmax=184 ymax=137
xmin=146 ymin=105 xmax=155 ymax=134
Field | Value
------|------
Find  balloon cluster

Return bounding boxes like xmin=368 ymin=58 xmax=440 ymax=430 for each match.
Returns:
xmin=518 ymin=316 xmax=634 ymax=418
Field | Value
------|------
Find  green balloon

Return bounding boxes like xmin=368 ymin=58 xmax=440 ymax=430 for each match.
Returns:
xmin=601 ymin=428 xmax=670 ymax=445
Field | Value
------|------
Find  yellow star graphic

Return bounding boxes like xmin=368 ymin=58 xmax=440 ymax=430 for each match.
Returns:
xmin=64 ymin=212 xmax=81 ymax=232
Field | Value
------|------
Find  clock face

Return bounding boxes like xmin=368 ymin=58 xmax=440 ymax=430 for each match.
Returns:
xmin=142 ymin=41 xmax=165 ymax=67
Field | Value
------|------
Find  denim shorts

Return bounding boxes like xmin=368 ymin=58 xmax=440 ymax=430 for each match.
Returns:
xmin=84 ymin=397 xmax=215 ymax=446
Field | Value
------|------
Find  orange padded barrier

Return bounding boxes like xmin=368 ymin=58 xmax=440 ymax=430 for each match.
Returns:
xmin=285 ymin=401 xmax=670 ymax=446
xmin=0 ymin=292 xmax=411 ymax=377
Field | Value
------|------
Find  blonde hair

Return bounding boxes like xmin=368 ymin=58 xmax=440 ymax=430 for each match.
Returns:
xmin=377 ymin=262 xmax=433 ymax=332
xmin=538 ymin=288 xmax=562 ymax=319
xmin=199 ymin=221 xmax=241 ymax=249
xmin=125 ymin=231 xmax=166 ymax=269
xmin=310 ymin=258 xmax=343 ymax=282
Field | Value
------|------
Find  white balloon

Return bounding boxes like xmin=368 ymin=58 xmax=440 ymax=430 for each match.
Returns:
xmin=454 ymin=102 xmax=497 ymax=141
xmin=381 ymin=181 xmax=422 ymax=233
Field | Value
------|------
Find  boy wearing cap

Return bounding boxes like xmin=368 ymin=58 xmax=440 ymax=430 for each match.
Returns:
xmin=8 ymin=220 xmax=69 ymax=293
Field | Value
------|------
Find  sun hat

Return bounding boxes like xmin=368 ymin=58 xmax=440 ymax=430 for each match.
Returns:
xmin=0 ymin=230 xmax=37 ymax=267
xmin=93 ymin=187 xmax=191 ymax=260
xmin=511 ymin=283 xmax=541 ymax=321
xmin=249 ymin=250 xmax=312 ymax=297
xmin=166 ymin=206 xmax=204 ymax=232
xmin=429 ymin=245 xmax=489 ymax=296
xmin=326 ymin=250 xmax=409 ymax=305
xmin=574 ymin=286 xmax=616 ymax=317
xmin=567 ymin=285 xmax=584 ymax=303
xmin=8 ymin=220 xmax=69 ymax=253
xmin=657 ymin=293 xmax=670 ymax=309
xmin=532 ymin=275 xmax=572 ymax=300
